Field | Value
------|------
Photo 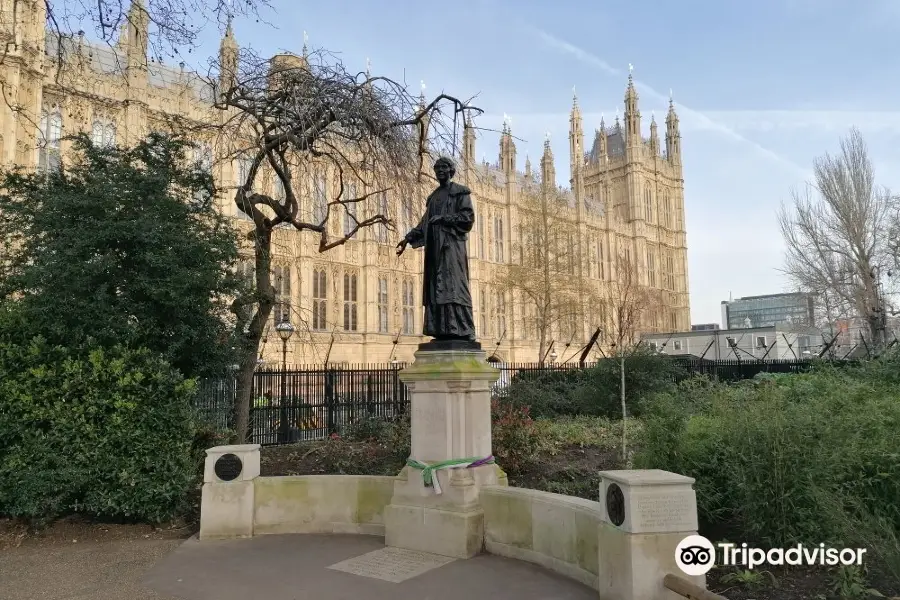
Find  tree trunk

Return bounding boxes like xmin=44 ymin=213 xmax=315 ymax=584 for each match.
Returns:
xmin=233 ymin=357 xmax=256 ymax=443
xmin=620 ymin=354 xmax=627 ymax=465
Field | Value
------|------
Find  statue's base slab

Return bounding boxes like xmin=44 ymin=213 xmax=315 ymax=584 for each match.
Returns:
xmin=385 ymin=347 xmax=502 ymax=559
xmin=418 ymin=338 xmax=482 ymax=352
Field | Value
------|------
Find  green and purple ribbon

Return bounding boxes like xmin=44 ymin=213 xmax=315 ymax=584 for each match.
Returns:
xmin=406 ymin=455 xmax=495 ymax=494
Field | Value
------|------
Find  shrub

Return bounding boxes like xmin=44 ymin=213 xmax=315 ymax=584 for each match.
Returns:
xmin=500 ymin=348 xmax=682 ymax=419
xmin=0 ymin=338 xmax=199 ymax=524
xmin=491 ymin=399 xmax=539 ymax=475
xmin=636 ymin=364 xmax=900 ymax=565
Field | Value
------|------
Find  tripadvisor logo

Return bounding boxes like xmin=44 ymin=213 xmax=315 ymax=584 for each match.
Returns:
xmin=676 ymin=536 xmax=867 ymax=576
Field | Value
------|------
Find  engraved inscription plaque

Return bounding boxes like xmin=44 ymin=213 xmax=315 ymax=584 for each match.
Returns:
xmin=214 ymin=453 xmax=243 ymax=482
xmin=633 ymin=491 xmax=694 ymax=531
xmin=606 ymin=483 xmax=625 ymax=526
xmin=327 ymin=547 xmax=456 ymax=583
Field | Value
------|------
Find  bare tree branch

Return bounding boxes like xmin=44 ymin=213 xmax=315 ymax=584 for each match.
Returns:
xmin=778 ymin=127 xmax=898 ymax=344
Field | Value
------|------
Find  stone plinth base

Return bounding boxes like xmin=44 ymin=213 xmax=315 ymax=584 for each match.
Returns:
xmin=200 ymin=444 xmax=260 ymax=540
xmin=597 ymin=470 xmax=705 ymax=600
xmin=384 ymin=348 xmax=504 ymax=559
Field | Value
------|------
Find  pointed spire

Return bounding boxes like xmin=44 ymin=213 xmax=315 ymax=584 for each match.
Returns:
xmin=572 ymin=85 xmax=578 ymax=108
xmin=366 ymin=57 xmax=371 ymax=78
xmin=600 ymin=114 xmax=605 ymax=130
xmin=419 ymin=80 xmax=426 ymax=104
xmin=525 ymin=154 xmax=532 ymax=178
xmin=302 ymin=30 xmax=309 ymax=57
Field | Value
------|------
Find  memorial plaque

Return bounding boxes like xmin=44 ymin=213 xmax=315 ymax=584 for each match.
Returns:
xmin=214 ymin=453 xmax=243 ymax=482
xmin=327 ymin=547 xmax=456 ymax=583
xmin=632 ymin=490 xmax=695 ymax=532
xmin=606 ymin=483 xmax=625 ymax=526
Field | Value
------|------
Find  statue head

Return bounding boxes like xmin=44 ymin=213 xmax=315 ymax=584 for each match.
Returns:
xmin=433 ymin=156 xmax=456 ymax=184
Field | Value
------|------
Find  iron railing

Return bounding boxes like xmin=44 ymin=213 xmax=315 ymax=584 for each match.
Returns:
xmin=194 ymin=357 xmax=832 ymax=445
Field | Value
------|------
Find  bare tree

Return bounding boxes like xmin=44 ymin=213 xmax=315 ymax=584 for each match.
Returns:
xmin=208 ymin=48 xmax=480 ymax=443
xmin=497 ymin=182 xmax=592 ymax=362
xmin=602 ymin=251 xmax=657 ymax=464
xmin=778 ymin=128 xmax=897 ymax=347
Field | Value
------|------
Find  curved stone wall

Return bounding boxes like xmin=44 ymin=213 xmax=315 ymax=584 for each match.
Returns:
xmin=253 ymin=475 xmax=395 ymax=536
xmin=480 ymin=485 xmax=603 ymax=590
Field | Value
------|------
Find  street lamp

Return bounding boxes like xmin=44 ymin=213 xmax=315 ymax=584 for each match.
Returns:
xmin=549 ymin=348 xmax=558 ymax=363
xmin=275 ymin=320 xmax=295 ymax=443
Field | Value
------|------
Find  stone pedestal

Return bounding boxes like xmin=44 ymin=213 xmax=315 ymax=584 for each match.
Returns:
xmin=597 ymin=470 xmax=705 ymax=600
xmin=199 ymin=444 xmax=260 ymax=540
xmin=384 ymin=349 xmax=507 ymax=559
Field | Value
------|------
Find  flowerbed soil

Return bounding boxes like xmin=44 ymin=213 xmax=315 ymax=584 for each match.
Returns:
xmin=0 ymin=515 xmax=192 ymax=552
xmin=707 ymin=565 xmax=899 ymax=600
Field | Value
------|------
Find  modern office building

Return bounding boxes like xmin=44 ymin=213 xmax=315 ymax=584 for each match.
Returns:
xmin=721 ymin=293 xmax=815 ymax=330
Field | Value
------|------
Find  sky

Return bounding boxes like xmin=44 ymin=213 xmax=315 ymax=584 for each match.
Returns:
xmin=168 ymin=0 xmax=900 ymax=325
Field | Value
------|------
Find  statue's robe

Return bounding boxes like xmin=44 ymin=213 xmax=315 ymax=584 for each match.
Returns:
xmin=404 ymin=181 xmax=476 ymax=340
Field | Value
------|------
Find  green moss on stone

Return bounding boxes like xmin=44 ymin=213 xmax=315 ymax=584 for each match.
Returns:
xmin=574 ymin=511 xmax=600 ymax=575
xmin=255 ymin=476 xmax=310 ymax=507
xmin=356 ymin=478 xmax=394 ymax=524
xmin=482 ymin=492 xmax=533 ymax=549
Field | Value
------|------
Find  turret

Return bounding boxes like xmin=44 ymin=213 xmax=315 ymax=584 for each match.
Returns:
xmin=591 ymin=117 xmax=608 ymax=165
xmin=540 ymin=133 xmax=555 ymax=191
xmin=462 ymin=113 xmax=475 ymax=167
xmin=219 ymin=18 xmax=238 ymax=98
xmin=666 ymin=92 xmax=681 ymax=165
xmin=569 ymin=90 xmax=585 ymax=215
xmin=649 ymin=113 xmax=659 ymax=155
xmin=499 ymin=116 xmax=516 ymax=176
xmin=624 ymin=69 xmax=641 ymax=149
xmin=125 ymin=0 xmax=149 ymax=73
xmin=524 ymin=155 xmax=532 ymax=181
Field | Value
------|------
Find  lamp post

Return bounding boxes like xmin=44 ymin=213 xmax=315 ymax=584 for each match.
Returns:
xmin=549 ymin=348 xmax=558 ymax=363
xmin=275 ymin=320 xmax=295 ymax=443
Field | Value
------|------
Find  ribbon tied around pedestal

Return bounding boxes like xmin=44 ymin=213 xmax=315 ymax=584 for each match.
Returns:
xmin=405 ymin=456 xmax=495 ymax=495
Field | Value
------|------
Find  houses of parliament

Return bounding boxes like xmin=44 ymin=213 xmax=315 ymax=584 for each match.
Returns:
xmin=0 ymin=0 xmax=690 ymax=365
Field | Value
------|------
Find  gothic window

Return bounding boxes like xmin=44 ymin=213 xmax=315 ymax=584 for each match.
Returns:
xmin=478 ymin=213 xmax=485 ymax=260
xmin=272 ymin=265 xmax=291 ymax=324
xmin=662 ymin=190 xmax=671 ymax=228
xmin=38 ymin=105 xmax=62 ymax=173
xmin=91 ymin=118 xmax=115 ymax=147
xmin=343 ymin=182 xmax=358 ymax=236
xmin=377 ymin=276 xmax=389 ymax=333
xmin=374 ymin=192 xmax=389 ymax=243
xmin=496 ymin=290 xmax=507 ymax=338
xmin=402 ymin=200 xmax=414 ymax=236
xmin=343 ymin=272 xmax=358 ymax=331
xmin=194 ymin=144 xmax=213 ymax=203
xmin=239 ymin=260 xmax=254 ymax=285
xmin=479 ymin=289 xmax=489 ymax=338
xmin=644 ymin=188 xmax=653 ymax=222
xmin=313 ymin=173 xmax=328 ymax=223
xmin=273 ymin=174 xmax=285 ymax=201
xmin=312 ymin=269 xmax=327 ymax=331
xmin=647 ymin=249 xmax=656 ymax=287
xmin=236 ymin=155 xmax=253 ymax=188
xmin=494 ymin=216 xmax=504 ymax=263
xmin=402 ymin=279 xmax=415 ymax=335
xmin=567 ymin=234 xmax=575 ymax=274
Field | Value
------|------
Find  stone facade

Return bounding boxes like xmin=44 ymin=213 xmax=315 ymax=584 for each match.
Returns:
xmin=0 ymin=0 xmax=690 ymax=365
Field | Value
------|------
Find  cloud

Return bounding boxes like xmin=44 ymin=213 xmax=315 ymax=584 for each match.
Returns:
xmin=524 ymin=26 xmax=811 ymax=178
xmin=700 ymin=110 xmax=900 ymax=135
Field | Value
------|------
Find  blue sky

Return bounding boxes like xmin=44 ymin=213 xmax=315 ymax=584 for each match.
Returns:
xmin=177 ymin=0 xmax=900 ymax=325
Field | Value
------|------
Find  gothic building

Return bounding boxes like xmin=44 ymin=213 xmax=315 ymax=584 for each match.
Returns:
xmin=0 ymin=0 xmax=689 ymax=365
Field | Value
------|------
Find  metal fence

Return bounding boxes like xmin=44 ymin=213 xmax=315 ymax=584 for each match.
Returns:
xmin=194 ymin=357 xmax=830 ymax=445
xmin=194 ymin=363 xmax=410 ymax=445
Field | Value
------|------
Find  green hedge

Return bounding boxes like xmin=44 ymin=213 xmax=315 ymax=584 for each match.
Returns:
xmin=636 ymin=360 xmax=900 ymax=575
xmin=0 ymin=338 xmax=199 ymax=524
xmin=499 ymin=350 xmax=684 ymax=419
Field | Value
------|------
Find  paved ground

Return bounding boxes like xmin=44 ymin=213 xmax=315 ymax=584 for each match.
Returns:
xmin=145 ymin=534 xmax=596 ymax=600
xmin=2 ymin=533 xmax=595 ymax=600
xmin=0 ymin=537 xmax=184 ymax=600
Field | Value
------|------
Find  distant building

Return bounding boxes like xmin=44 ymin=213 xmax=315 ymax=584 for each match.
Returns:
xmin=691 ymin=323 xmax=720 ymax=331
xmin=721 ymin=293 xmax=815 ymax=330
xmin=642 ymin=326 xmax=822 ymax=360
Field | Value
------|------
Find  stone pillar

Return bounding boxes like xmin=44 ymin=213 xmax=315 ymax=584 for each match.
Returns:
xmin=597 ymin=469 xmax=704 ymax=600
xmin=384 ymin=348 xmax=507 ymax=559
xmin=199 ymin=444 xmax=260 ymax=540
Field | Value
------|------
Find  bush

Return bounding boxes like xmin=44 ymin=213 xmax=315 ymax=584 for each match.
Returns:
xmin=0 ymin=338 xmax=199 ymax=524
xmin=491 ymin=399 xmax=539 ymax=475
xmin=636 ymin=363 xmax=900 ymax=570
xmin=500 ymin=348 xmax=682 ymax=419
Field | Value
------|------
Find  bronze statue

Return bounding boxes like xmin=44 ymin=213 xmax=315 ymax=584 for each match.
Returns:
xmin=396 ymin=157 xmax=478 ymax=348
